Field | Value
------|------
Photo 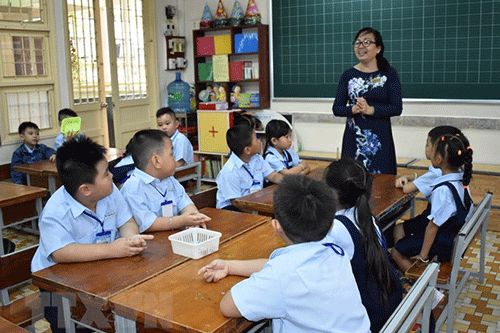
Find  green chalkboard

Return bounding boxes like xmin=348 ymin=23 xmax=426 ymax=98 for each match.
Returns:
xmin=272 ymin=0 xmax=500 ymax=100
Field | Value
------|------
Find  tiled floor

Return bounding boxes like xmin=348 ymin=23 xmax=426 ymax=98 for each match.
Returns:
xmin=3 ymin=222 xmax=500 ymax=333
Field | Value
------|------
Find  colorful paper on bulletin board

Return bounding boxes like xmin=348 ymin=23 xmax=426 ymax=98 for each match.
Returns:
xmin=61 ymin=117 xmax=81 ymax=135
xmin=214 ymin=35 xmax=232 ymax=54
xmin=198 ymin=111 xmax=234 ymax=153
xmin=212 ymin=54 xmax=230 ymax=82
xmin=198 ymin=62 xmax=213 ymax=81
xmin=234 ymin=33 xmax=258 ymax=53
xmin=196 ymin=36 xmax=215 ymax=56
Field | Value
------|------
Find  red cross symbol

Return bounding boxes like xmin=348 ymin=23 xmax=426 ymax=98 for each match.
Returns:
xmin=209 ymin=126 xmax=218 ymax=137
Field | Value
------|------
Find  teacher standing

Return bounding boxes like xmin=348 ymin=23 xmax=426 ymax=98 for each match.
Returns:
xmin=333 ymin=27 xmax=402 ymax=174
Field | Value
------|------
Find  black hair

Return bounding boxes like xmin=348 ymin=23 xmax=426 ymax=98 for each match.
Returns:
xmin=428 ymin=126 xmax=462 ymax=145
xmin=18 ymin=121 xmax=39 ymax=134
xmin=355 ymin=27 xmax=390 ymax=72
xmin=156 ymin=107 xmax=177 ymax=121
xmin=264 ymin=119 xmax=291 ymax=152
xmin=56 ymin=136 xmax=107 ymax=197
xmin=325 ymin=158 xmax=398 ymax=308
xmin=434 ymin=133 xmax=473 ymax=208
xmin=58 ymin=108 xmax=78 ymax=122
xmin=273 ymin=175 xmax=336 ymax=243
xmin=129 ymin=129 xmax=169 ymax=171
xmin=233 ymin=113 xmax=263 ymax=131
xmin=226 ymin=125 xmax=254 ymax=156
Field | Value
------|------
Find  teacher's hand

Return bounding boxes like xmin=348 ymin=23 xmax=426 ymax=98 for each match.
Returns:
xmin=356 ymin=98 xmax=375 ymax=116
xmin=351 ymin=103 xmax=362 ymax=115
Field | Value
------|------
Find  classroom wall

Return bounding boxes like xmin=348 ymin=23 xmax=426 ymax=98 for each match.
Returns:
xmin=173 ymin=0 xmax=500 ymax=164
xmin=1 ymin=0 xmax=498 ymax=165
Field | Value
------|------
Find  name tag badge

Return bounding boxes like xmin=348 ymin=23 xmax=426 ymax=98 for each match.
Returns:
xmin=161 ymin=200 xmax=174 ymax=217
xmin=96 ymin=230 xmax=112 ymax=244
xmin=250 ymin=180 xmax=262 ymax=194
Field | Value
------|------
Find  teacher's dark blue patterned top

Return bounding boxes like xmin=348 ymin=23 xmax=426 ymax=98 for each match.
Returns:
xmin=333 ymin=67 xmax=402 ymax=174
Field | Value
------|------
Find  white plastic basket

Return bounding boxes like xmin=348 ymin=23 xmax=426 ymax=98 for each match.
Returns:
xmin=168 ymin=228 xmax=222 ymax=259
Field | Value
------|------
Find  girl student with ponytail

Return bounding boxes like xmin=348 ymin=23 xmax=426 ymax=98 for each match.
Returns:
xmin=325 ymin=158 xmax=403 ymax=333
xmin=263 ymin=119 xmax=310 ymax=175
xmin=392 ymin=132 xmax=473 ymax=273
xmin=332 ymin=27 xmax=402 ymax=174
xmin=396 ymin=126 xmax=463 ymax=195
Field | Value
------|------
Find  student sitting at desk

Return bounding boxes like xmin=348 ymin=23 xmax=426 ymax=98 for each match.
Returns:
xmin=10 ymin=121 xmax=56 ymax=185
xmin=395 ymin=126 xmax=463 ymax=195
xmin=263 ymin=119 xmax=310 ymax=175
xmin=325 ymin=158 xmax=403 ymax=333
xmin=199 ymin=175 xmax=371 ymax=333
xmin=156 ymin=107 xmax=194 ymax=167
xmin=31 ymin=137 xmax=152 ymax=333
xmin=54 ymin=108 xmax=83 ymax=150
xmin=392 ymin=132 xmax=474 ymax=272
xmin=120 ymin=129 xmax=210 ymax=232
xmin=216 ymin=125 xmax=283 ymax=211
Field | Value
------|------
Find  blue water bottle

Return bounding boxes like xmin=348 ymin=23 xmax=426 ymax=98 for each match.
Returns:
xmin=167 ymin=72 xmax=191 ymax=113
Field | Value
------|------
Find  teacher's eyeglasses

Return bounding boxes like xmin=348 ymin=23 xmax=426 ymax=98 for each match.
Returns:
xmin=353 ymin=39 xmax=376 ymax=48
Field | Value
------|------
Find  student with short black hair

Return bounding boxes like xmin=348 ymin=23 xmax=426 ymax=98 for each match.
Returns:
xmin=120 ymin=129 xmax=210 ymax=232
xmin=11 ymin=121 xmax=56 ymax=184
xmin=199 ymin=175 xmax=370 ymax=333
xmin=31 ymin=136 xmax=152 ymax=333
xmin=216 ymin=125 xmax=283 ymax=210
xmin=156 ymin=107 xmax=194 ymax=167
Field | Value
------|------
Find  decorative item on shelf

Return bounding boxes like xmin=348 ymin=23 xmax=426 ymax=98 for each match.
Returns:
xmin=199 ymin=89 xmax=210 ymax=102
xmin=167 ymin=72 xmax=192 ymax=113
xmin=218 ymin=85 xmax=227 ymax=101
xmin=213 ymin=0 xmax=228 ymax=28
xmin=236 ymin=92 xmax=259 ymax=108
xmin=234 ymin=32 xmax=258 ymax=53
xmin=244 ymin=0 xmax=261 ymax=25
xmin=197 ymin=62 xmax=213 ymax=81
xmin=229 ymin=0 xmax=244 ymax=26
xmin=200 ymin=3 xmax=213 ymax=28
xmin=198 ymin=101 xmax=229 ymax=110
xmin=230 ymin=84 xmax=243 ymax=107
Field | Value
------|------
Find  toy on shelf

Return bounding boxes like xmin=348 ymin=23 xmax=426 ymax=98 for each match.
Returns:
xmin=213 ymin=0 xmax=228 ymax=28
xmin=244 ymin=0 xmax=261 ymax=25
xmin=230 ymin=84 xmax=242 ymax=107
xmin=200 ymin=3 xmax=213 ymax=28
xmin=229 ymin=0 xmax=244 ymax=26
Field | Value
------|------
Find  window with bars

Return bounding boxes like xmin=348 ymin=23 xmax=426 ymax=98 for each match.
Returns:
xmin=113 ymin=0 xmax=147 ymax=100
xmin=0 ymin=0 xmax=42 ymax=23
xmin=6 ymin=89 xmax=51 ymax=132
xmin=67 ymin=0 xmax=98 ymax=105
xmin=1 ymin=33 xmax=47 ymax=77
xmin=0 ymin=0 xmax=55 ymax=137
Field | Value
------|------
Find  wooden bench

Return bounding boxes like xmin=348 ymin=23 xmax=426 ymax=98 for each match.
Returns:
xmin=0 ymin=317 xmax=30 ymax=332
xmin=0 ymin=291 xmax=43 ymax=328
xmin=405 ymin=192 xmax=493 ymax=333
xmin=380 ymin=262 xmax=439 ymax=333
xmin=0 ymin=163 xmax=10 ymax=181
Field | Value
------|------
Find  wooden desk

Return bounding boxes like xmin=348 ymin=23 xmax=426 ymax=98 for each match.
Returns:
xmin=0 ymin=182 xmax=47 ymax=305
xmin=0 ymin=317 xmax=29 ymax=332
xmin=13 ymin=148 xmax=124 ymax=194
xmin=32 ymin=208 xmax=270 ymax=330
xmin=111 ymin=222 xmax=284 ymax=333
xmin=234 ymin=174 xmax=415 ymax=230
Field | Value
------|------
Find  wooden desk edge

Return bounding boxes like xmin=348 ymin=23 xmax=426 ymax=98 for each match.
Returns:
xmin=0 ymin=188 xmax=47 ymax=208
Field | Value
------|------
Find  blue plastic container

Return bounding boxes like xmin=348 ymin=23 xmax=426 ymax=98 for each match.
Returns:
xmin=167 ymin=72 xmax=191 ymax=113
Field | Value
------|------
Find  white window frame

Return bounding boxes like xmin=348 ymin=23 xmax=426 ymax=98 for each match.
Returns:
xmin=0 ymin=0 xmax=59 ymax=142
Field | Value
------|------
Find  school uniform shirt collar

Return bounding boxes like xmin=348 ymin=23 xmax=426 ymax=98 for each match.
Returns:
xmin=131 ymin=167 xmax=169 ymax=192
xmin=267 ymin=146 xmax=285 ymax=161
xmin=170 ymin=129 xmax=180 ymax=141
xmin=430 ymin=171 xmax=463 ymax=187
xmin=62 ymin=187 xmax=95 ymax=219
xmin=23 ymin=144 xmax=37 ymax=154
xmin=227 ymin=152 xmax=246 ymax=169
xmin=270 ymin=240 xmax=323 ymax=260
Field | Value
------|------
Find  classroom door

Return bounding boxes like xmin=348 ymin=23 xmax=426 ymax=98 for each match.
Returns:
xmin=67 ymin=0 xmax=158 ymax=149
xmin=66 ymin=0 xmax=109 ymax=146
